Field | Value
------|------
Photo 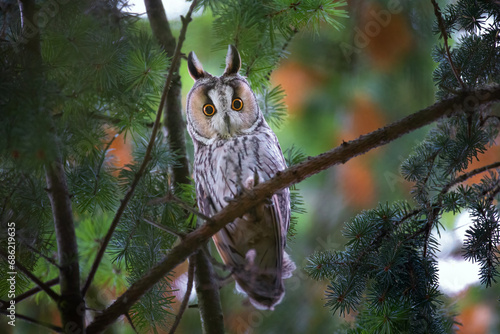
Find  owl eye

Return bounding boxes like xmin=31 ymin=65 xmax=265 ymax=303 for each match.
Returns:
xmin=231 ymin=98 xmax=243 ymax=111
xmin=203 ymin=103 xmax=216 ymax=116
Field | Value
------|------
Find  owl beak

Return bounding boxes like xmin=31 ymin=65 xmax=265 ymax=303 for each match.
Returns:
xmin=224 ymin=113 xmax=231 ymax=134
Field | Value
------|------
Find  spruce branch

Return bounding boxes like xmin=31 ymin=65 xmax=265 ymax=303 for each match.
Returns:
xmin=87 ymin=86 xmax=500 ymax=333
xmin=2 ymin=277 xmax=59 ymax=309
xmin=440 ymin=161 xmax=500 ymax=195
xmin=0 ymin=250 xmax=59 ymax=302
xmin=142 ymin=218 xmax=185 ymax=238
xmin=125 ymin=312 xmax=139 ymax=334
xmin=431 ymin=0 xmax=465 ymax=89
xmin=0 ymin=309 xmax=63 ymax=333
xmin=149 ymin=193 xmax=214 ymax=223
xmin=82 ymin=0 xmax=198 ymax=297
xmin=18 ymin=238 xmax=60 ymax=269
xmin=168 ymin=258 xmax=195 ymax=334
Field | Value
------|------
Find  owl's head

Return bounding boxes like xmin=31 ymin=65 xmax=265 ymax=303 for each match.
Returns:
xmin=186 ymin=45 xmax=261 ymax=144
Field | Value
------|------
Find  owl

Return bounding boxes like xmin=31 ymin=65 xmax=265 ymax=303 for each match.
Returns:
xmin=186 ymin=45 xmax=295 ymax=310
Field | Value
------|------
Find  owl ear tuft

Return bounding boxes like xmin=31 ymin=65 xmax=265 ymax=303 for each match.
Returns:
xmin=223 ymin=45 xmax=241 ymax=76
xmin=187 ymin=51 xmax=206 ymax=80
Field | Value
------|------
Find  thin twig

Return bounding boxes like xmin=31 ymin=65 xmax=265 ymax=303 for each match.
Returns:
xmin=150 ymin=194 xmax=214 ymax=223
xmin=440 ymin=161 xmax=500 ymax=195
xmin=168 ymin=258 xmax=195 ymax=334
xmin=431 ymin=0 xmax=465 ymax=89
xmin=81 ymin=0 xmax=199 ymax=297
xmin=125 ymin=312 xmax=139 ymax=334
xmin=86 ymin=86 xmax=500 ymax=333
xmin=18 ymin=238 xmax=60 ymax=269
xmin=1 ymin=277 xmax=59 ymax=309
xmin=94 ymin=133 xmax=119 ymax=195
xmin=0 ymin=250 xmax=59 ymax=302
xmin=142 ymin=218 xmax=185 ymax=238
xmin=0 ymin=309 xmax=63 ymax=333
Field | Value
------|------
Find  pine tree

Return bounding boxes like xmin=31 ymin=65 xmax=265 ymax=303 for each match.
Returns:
xmin=0 ymin=0 xmax=499 ymax=333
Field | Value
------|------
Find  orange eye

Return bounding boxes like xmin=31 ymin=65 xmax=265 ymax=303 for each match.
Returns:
xmin=203 ymin=103 xmax=216 ymax=116
xmin=232 ymin=98 xmax=243 ymax=111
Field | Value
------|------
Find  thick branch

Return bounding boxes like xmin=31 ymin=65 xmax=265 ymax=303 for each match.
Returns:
xmin=18 ymin=0 xmax=84 ymax=330
xmin=87 ymin=86 xmax=500 ymax=333
xmin=193 ymin=247 xmax=225 ymax=334
xmin=82 ymin=0 xmax=197 ymax=296
xmin=145 ymin=0 xmax=190 ymax=186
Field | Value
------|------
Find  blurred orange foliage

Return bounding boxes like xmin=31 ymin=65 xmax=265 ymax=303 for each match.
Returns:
xmin=337 ymin=93 xmax=386 ymax=208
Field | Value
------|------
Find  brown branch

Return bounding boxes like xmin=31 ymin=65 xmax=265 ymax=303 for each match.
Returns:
xmin=1 ymin=277 xmax=59 ymax=310
xmin=0 ymin=250 xmax=59 ymax=302
xmin=86 ymin=86 xmax=500 ymax=333
xmin=19 ymin=0 xmax=84 ymax=328
xmin=142 ymin=218 xmax=185 ymax=238
xmin=145 ymin=0 xmax=191 ymax=186
xmin=149 ymin=194 xmax=215 ymax=223
xmin=440 ymin=161 xmax=500 ymax=195
xmin=431 ymin=0 xmax=465 ymax=89
xmin=0 ymin=309 xmax=63 ymax=333
xmin=193 ymin=246 xmax=224 ymax=334
xmin=168 ymin=258 xmax=195 ymax=334
xmin=81 ymin=0 xmax=198 ymax=297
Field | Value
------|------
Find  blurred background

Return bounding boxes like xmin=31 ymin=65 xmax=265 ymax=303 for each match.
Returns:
xmin=2 ymin=0 xmax=500 ymax=333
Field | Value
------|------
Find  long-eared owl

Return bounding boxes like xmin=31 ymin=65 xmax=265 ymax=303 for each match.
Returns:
xmin=186 ymin=45 xmax=295 ymax=310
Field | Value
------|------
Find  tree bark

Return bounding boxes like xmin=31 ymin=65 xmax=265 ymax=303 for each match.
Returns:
xmin=46 ymin=161 xmax=85 ymax=332
xmin=145 ymin=0 xmax=191 ymax=186
xmin=18 ymin=0 xmax=85 ymax=332
xmin=86 ymin=85 xmax=500 ymax=333
xmin=194 ymin=248 xmax=225 ymax=334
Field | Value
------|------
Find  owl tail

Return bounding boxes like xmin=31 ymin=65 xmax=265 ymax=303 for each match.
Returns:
xmin=233 ymin=250 xmax=296 ymax=310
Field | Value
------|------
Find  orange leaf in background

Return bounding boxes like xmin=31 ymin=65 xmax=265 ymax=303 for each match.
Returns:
xmin=270 ymin=61 xmax=324 ymax=116
xmin=456 ymin=303 xmax=492 ymax=334
xmin=105 ymin=129 xmax=133 ymax=175
xmin=357 ymin=2 xmax=413 ymax=71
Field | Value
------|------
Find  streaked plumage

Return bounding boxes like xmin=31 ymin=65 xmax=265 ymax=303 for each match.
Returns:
xmin=186 ymin=45 xmax=295 ymax=310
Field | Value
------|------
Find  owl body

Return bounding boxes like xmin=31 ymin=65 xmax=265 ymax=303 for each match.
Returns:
xmin=186 ymin=46 xmax=295 ymax=310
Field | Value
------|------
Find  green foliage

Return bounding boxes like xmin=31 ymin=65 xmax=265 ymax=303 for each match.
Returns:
xmin=433 ymin=0 xmax=500 ymax=97
xmin=206 ymin=0 xmax=347 ymax=89
xmin=0 ymin=1 xmax=179 ymax=331
xmin=305 ymin=1 xmax=500 ymax=330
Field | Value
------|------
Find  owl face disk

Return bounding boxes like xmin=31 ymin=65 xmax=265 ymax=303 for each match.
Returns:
xmin=186 ymin=46 xmax=260 ymax=141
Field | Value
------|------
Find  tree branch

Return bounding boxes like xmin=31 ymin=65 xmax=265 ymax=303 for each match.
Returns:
xmin=0 ymin=309 xmax=63 ymax=333
xmin=193 ymin=246 xmax=225 ymax=334
xmin=149 ymin=193 xmax=215 ymax=223
xmin=0 ymin=277 xmax=59 ymax=310
xmin=86 ymin=86 xmax=500 ymax=333
xmin=145 ymin=0 xmax=191 ymax=186
xmin=168 ymin=258 xmax=195 ymax=334
xmin=431 ymin=0 xmax=465 ymax=89
xmin=82 ymin=0 xmax=198 ymax=297
xmin=18 ymin=0 xmax=84 ymax=330
xmin=0 ymin=250 xmax=59 ymax=302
